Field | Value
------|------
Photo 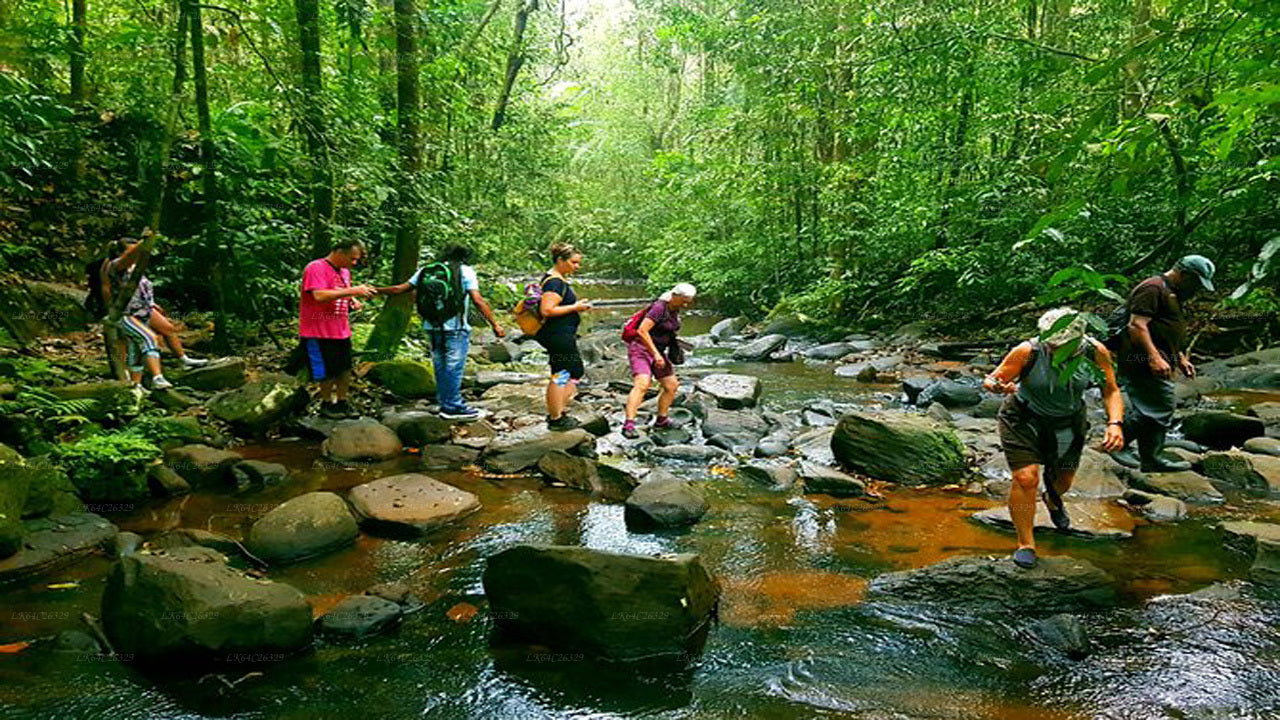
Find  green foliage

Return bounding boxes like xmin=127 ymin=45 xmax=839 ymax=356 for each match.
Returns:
xmin=52 ymin=430 xmax=161 ymax=501
xmin=0 ymin=388 xmax=94 ymax=430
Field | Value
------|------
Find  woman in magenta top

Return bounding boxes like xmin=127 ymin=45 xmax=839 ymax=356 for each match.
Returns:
xmin=622 ymin=283 xmax=696 ymax=439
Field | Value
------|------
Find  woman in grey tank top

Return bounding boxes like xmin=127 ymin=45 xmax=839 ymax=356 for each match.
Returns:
xmin=983 ymin=308 xmax=1126 ymax=569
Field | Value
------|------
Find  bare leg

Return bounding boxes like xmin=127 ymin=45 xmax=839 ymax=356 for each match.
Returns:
xmin=1009 ymin=465 xmax=1041 ymax=550
xmin=625 ymin=375 xmax=652 ymax=421
xmin=1052 ymin=469 xmax=1076 ymax=498
xmin=657 ymin=375 xmax=678 ymax=417
xmin=148 ymin=309 xmax=185 ymax=357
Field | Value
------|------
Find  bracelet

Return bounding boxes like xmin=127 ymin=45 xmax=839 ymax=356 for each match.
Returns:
xmin=1107 ymin=420 xmax=1123 ymax=426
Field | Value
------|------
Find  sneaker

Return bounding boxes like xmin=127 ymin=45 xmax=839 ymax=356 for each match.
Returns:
xmin=1012 ymin=547 xmax=1038 ymax=569
xmin=1042 ymin=491 xmax=1072 ymax=531
xmin=622 ymin=421 xmax=639 ymax=439
xmin=151 ymin=376 xmax=174 ymax=390
xmin=440 ymin=406 xmax=482 ymax=421
xmin=653 ymin=415 xmax=673 ymax=429
xmin=547 ymin=415 xmax=581 ymax=431
xmin=319 ymin=402 xmax=345 ymax=419
xmin=181 ymin=356 xmax=210 ymax=368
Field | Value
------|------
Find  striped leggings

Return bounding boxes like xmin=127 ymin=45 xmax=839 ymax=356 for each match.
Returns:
xmin=119 ymin=315 xmax=160 ymax=372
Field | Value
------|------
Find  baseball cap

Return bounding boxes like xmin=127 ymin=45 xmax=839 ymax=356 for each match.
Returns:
xmin=1177 ymin=254 xmax=1215 ymax=292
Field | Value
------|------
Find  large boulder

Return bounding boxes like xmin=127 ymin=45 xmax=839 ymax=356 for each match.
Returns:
xmin=0 ymin=513 xmax=117 ymax=586
xmin=917 ymin=379 xmax=982 ymax=409
xmin=172 ymin=357 xmax=247 ymax=391
xmin=1180 ymin=411 xmax=1266 ymax=450
xmin=1131 ymin=470 xmax=1224 ymax=504
xmin=709 ymin=316 xmax=749 ymax=340
xmin=696 ymin=374 xmax=762 ymax=409
xmin=0 ymin=279 xmax=92 ymax=342
xmin=866 ymin=554 xmax=1117 ymax=612
xmin=0 ymin=454 xmax=30 ymax=557
xmin=245 ymin=492 xmax=359 ymax=564
xmin=537 ymin=451 xmax=638 ymax=501
xmin=208 ymin=374 xmax=309 ymax=436
xmin=366 ymin=360 xmax=437 ymax=398
xmin=1199 ymin=451 xmax=1280 ymax=491
xmin=624 ymin=473 xmax=708 ymax=529
xmin=101 ymin=547 xmax=312 ymax=658
xmin=164 ymin=444 xmax=242 ymax=488
xmin=701 ymin=406 xmax=771 ymax=450
xmin=482 ymin=429 xmax=596 ymax=474
xmin=322 ymin=418 xmax=403 ymax=462
xmin=733 ymin=334 xmax=788 ymax=362
xmin=347 ymin=474 xmax=480 ymax=536
xmin=831 ymin=412 xmax=967 ymax=485
xmin=482 ymin=544 xmax=720 ymax=660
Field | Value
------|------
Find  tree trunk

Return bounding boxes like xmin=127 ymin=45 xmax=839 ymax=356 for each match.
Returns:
xmin=363 ymin=0 xmax=423 ymax=360
xmin=1123 ymin=0 xmax=1152 ymax=118
xmin=937 ymin=60 xmax=975 ymax=249
xmin=69 ymin=0 xmax=86 ymax=101
xmin=296 ymin=0 xmax=335 ymax=258
xmin=491 ymin=0 xmax=538 ymax=131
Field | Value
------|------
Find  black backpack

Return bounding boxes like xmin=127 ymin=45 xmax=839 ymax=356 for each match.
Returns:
xmin=1102 ymin=275 xmax=1169 ymax=351
xmin=415 ymin=261 xmax=467 ymax=325
xmin=83 ymin=257 xmax=109 ymax=319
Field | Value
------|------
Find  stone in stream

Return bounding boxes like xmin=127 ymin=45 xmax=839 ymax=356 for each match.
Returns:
xmin=318 ymin=594 xmax=402 ymax=639
xmin=1129 ymin=470 xmax=1224 ymax=505
xmin=804 ymin=342 xmax=857 ymax=361
xmin=1250 ymin=538 xmax=1280 ymax=586
xmin=696 ymin=373 xmax=762 ymax=409
xmin=701 ymin=406 xmax=771 ymax=448
xmin=208 ymin=374 xmax=309 ymax=436
xmin=482 ymin=544 xmax=720 ymax=661
xmin=798 ymin=461 xmax=866 ymax=498
xmin=836 ymin=354 xmax=904 ymax=380
xmin=245 ymin=491 xmax=359 ymax=565
xmin=1248 ymin=402 xmax=1280 ymax=428
xmin=1121 ymin=489 xmax=1187 ymax=523
xmin=970 ymin=501 xmax=1134 ymax=540
xmin=755 ymin=433 xmax=791 ymax=458
xmin=793 ymin=427 xmax=836 ymax=466
xmin=925 ymin=402 xmax=952 ymax=423
xmin=149 ymin=528 xmax=244 ymax=558
xmin=866 ymin=554 xmax=1118 ymax=612
xmin=1179 ymin=410 xmax=1266 ymax=450
xmin=901 ymin=376 xmax=933 ymax=404
xmin=171 ymin=357 xmax=246 ymax=391
xmin=650 ymin=426 xmax=694 ymax=447
xmin=101 ymin=547 xmax=312 ymax=658
xmin=381 ymin=410 xmax=454 ymax=446
xmin=566 ymin=410 xmax=611 ymax=437
xmin=419 ymin=444 xmax=480 ymax=470
xmin=732 ymin=334 xmax=788 ymax=362
xmin=1221 ymin=520 xmax=1280 ymax=556
xmin=347 ymin=473 xmax=480 ymax=536
xmin=322 ymin=418 xmax=404 ymax=462
xmin=0 ymin=513 xmax=118 ymax=586
xmin=709 ymin=316 xmax=748 ymax=340
xmin=0 ymin=453 xmax=30 ymax=556
xmin=230 ymin=460 xmax=290 ymax=491
xmin=649 ymin=444 xmax=733 ymax=463
xmin=1244 ymin=437 xmax=1280 ymax=457
xmin=1198 ymin=451 xmax=1280 ymax=491
xmin=537 ymin=450 xmax=638 ymax=501
xmin=917 ymin=379 xmax=983 ymax=409
xmin=624 ymin=472 xmax=708 ymax=530
xmin=475 ymin=370 xmax=543 ymax=389
xmin=482 ymin=428 xmax=596 ymax=474
xmin=1027 ymin=614 xmax=1092 ymax=659
xmin=164 ymin=444 xmax=242 ymax=488
xmin=736 ymin=462 xmax=799 ymax=490
xmin=366 ymin=360 xmax=436 ymax=398
xmin=831 ymin=411 xmax=968 ymax=486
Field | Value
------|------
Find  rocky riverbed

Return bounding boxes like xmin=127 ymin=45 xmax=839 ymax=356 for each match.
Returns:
xmin=2 ymin=302 xmax=1280 ymax=719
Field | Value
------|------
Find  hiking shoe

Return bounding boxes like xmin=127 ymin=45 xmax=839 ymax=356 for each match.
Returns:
xmin=151 ymin=376 xmax=174 ymax=390
xmin=547 ymin=415 xmax=581 ymax=431
xmin=1109 ymin=447 xmax=1141 ymax=469
xmin=181 ymin=356 xmax=210 ymax=368
xmin=440 ymin=406 xmax=482 ymax=421
xmin=1140 ymin=454 xmax=1192 ymax=473
xmin=1042 ymin=491 xmax=1072 ymax=531
xmin=320 ymin=401 xmax=352 ymax=419
xmin=652 ymin=415 xmax=673 ymax=429
xmin=622 ymin=421 xmax=640 ymax=439
xmin=1012 ymin=547 xmax=1038 ymax=569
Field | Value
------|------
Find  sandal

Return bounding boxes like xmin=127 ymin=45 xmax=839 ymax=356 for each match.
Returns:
xmin=1012 ymin=547 xmax=1038 ymax=569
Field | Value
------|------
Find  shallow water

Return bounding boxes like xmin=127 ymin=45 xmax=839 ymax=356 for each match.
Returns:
xmin=4 ymin=318 xmax=1280 ymax=719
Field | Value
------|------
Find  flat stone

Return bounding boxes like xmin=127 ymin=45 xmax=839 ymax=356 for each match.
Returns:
xmin=0 ymin=513 xmax=118 ymax=586
xmin=1247 ymin=402 xmax=1280 ymax=427
xmin=172 ymin=357 xmax=246 ymax=391
xmin=164 ymin=444 xmax=242 ymax=488
xmin=1122 ymin=489 xmax=1187 ymax=523
xmin=866 ymin=554 xmax=1118 ymax=612
xmin=323 ymin=418 xmax=404 ymax=462
xmin=1243 ymin=437 xmax=1280 ymax=457
xmin=648 ymin=444 xmax=732 ymax=463
xmin=347 ymin=474 xmax=480 ymax=536
xmin=245 ymin=492 xmax=359 ymax=564
xmin=537 ymin=451 xmax=638 ymax=501
xmin=1199 ymin=451 xmax=1280 ymax=491
xmin=419 ymin=444 xmax=480 ymax=470
xmin=1131 ymin=470 xmax=1224 ymax=504
xmin=476 ymin=370 xmax=542 ymax=388
xmin=318 ymin=594 xmax=402 ymax=638
xmin=799 ymin=461 xmax=866 ymax=498
xmin=736 ymin=462 xmax=799 ymax=490
xmin=1222 ymin=520 xmax=1280 ymax=556
xmin=624 ymin=475 xmax=708 ymax=529
xmin=696 ymin=373 xmax=762 ymax=409
xmin=482 ymin=429 xmax=596 ymax=474
xmin=971 ymin=501 xmax=1134 ymax=540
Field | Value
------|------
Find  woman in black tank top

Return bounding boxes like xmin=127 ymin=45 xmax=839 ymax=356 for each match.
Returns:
xmin=536 ymin=242 xmax=593 ymax=431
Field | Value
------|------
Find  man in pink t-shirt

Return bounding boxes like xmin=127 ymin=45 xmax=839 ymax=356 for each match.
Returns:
xmin=298 ymin=239 xmax=375 ymax=418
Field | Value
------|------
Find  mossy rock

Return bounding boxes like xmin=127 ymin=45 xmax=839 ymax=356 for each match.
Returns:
xmin=831 ymin=411 xmax=968 ymax=485
xmin=367 ymin=361 xmax=436 ymax=398
xmin=21 ymin=457 xmax=84 ymax=519
xmin=0 ymin=446 xmax=31 ymax=557
xmin=208 ymin=374 xmax=309 ymax=437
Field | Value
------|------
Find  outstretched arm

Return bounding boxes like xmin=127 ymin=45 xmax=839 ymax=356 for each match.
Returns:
xmin=983 ymin=342 xmax=1033 ymax=394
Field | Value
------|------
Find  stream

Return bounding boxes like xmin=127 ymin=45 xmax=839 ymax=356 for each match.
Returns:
xmin=3 ymin=280 xmax=1280 ymax=719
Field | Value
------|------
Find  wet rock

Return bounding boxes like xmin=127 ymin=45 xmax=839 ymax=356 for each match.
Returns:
xmin=484 ymin=341 xmax=525 ymax=364
xmin=208 ymin=374 xmax=309 ymax=436
xmin=696 ymin=373 xmax=762 ymax=410
xmin=1243 ymin=437 xmax=1280 ymax=457
xmin=1247 ymin=402 xmax=1280 ymax=428
xmin=149 ymin=528 xmax=243 ymax=557
xmin=733 ymin=334 xmax=788 ymax=362
xmin=482 ymin=544 xmax=720 ymax=661
xmin=709 ymin=316 xmax=749 ymax=340
xmin=761 ymin=314 xmax=811 ymax=338
xmin=650 ymin=426 xmax=694 ymax=447
xmin=803 ymin=407 xmax=838 ymax=427
xmin=366 ymin=360 xmax=436 ymax=398
xmin=1122 ymin=489 xmax=1187 ymax=523
xmin=755 ymin=435 xmax=791 ymax=458
xmin=364 ymin=581 xmax=425 ymax=612
xmin=164 ymin=444 xmax=242 ymax=488
xmin=537 ymin=451 xmax=638 ymax=501
xmin=794 ymin=427 xmax=836 ymax=466
xmin=971 ymin=501 xmax=1134 ymax=540
xmin=925 ymin=402 xmax=952 ymax=423
xmin=475 ymin=370 xmax=542 ymax=389
xmin=245 ymin=492 xmax=359 ymax=564
xmin=318 ymin=594 xmax=402 ymax=639
xmin=0 ymin=460 xmax=28 ymax=556
xmin=737 ymin=462 xmax=798 ymax=490
xmin=113 ymin=531 xmax=142 ymax=558
xmin=381 ymin=411 xmax=453 ymax=446
xmin=866 ymin=554 xmax=1118 ymax=612
xmin=230 ymin=460 xmax=290 ymax=491
xmin=1180 ymin=411 xmax=1266 ymax=450
xmin=0 ymin=513 xmax=117 ymax=586
xmin=1221 ymin=520 xmax=1280 ymax=556
xmin=1131 ymin=470 xmax=1224 ymax=504
xmin=624 ymin=474 xmax=708 ymax=530
xmin=1198 ymin=451 xmax=1280 ymax=491
xmin=101 ymin=547 xmax=312 ymax=658
xmin=53 ymin=629 xmax=102 ymax=655
xmin=1028 ymin=614 xmax=1092 ymax=659
xmin=701 ymin=406 xmax=771 ymax=448
xmin=482 ymin=429 xmax=596 ymax=474
xmin=804 ymin=342 xmax=856 ymax=361
xmin=1250 ymin=537 xmax=1280 ymax=586
xmin=970 ymin=394 xmax=1005 ymax=419
xmin=147 ymin=465 xmax=191 ymax=497
xmin=831 ymin=412 xmax=968 ymax=485
xmin=836 ymin=354 xmax=904 ymax=380
xmin=649 ymin=444 xmax=733 ymax=463
xmin=1063 ymin=449 xmax=1130 ymax=499
xmin=323 ymin=418 xmax=403 ymax=462
xmin=172 ymin=357 xmax=246 ymax=391
xmin=918 ymin=379 xmax=982 ymax=409
xmin=901 ymin=376 xmax=933 ymax=404
xmin=419 ymin=444 xmax=480 ymax=470
xmin=452 ymin=420 xmax=498 ymax=450
xmin=567 ymin=410 xmax=610 ymax=437
xmin=799 ymin=461 xmax=866 ymax=498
